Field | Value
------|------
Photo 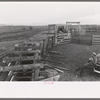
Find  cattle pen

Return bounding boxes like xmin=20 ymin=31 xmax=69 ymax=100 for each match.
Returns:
xmin=0 ymin=21 xmax=100 ymax=81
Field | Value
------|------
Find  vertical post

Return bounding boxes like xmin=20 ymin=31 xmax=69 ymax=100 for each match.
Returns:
xmin=78 ymin=22 xmax=81 ymax=35
xmin=41 ymin=39 xmax=45 ymax=58
xmin=32 ymin=72 xmax=34 ymax=81
xmin=47 ymin=37 xmax=50 ymax=50
xmin=54 ymin=25 xmax=58 ymax=45
xmin=66 ymin=22 xmax=69 ymax=32
xmin=92 ymin=35 xmax=93 ymax=45
xmin=52 ymin=36 xmax=54 ymax=47
xmin=49 ymin=36 xmax=52 ymax=49
xmin=5 ymin=71 xmax=14 ymax=81
xmin=34 ymin=66 xmax=40 ymax=81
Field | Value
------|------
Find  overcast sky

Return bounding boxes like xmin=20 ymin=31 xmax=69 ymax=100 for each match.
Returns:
xmin=0 ymin=2 xmax=100 ymax=25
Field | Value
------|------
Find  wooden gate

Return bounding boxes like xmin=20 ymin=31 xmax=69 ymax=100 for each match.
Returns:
xmin=47 ymin=36 xmax=55 ymax=49
xmin=41 ymin=36 xmax=55 ymax=58
xmin=92 ymin=35 xmax=100 ymax=45
xmin=56 ymin=33 xmax=71 ymax=44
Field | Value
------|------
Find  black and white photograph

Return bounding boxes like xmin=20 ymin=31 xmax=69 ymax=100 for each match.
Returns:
xmin=0 ymin=2 xmax=100 ymax=82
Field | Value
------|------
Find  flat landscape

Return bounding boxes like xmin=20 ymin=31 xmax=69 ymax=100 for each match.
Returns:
xmin=0 ymin=25 xmax=100 ymax=81
xmin=0 ymin=26 xmax=48 ymax=52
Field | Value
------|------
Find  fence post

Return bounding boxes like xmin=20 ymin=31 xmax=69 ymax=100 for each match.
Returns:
xmin=52 ymin=36 xmax=54 ymax=47
xmin=46 ymin=37 xmax=50 ymax=52
xmin=91 ymin=35 xmax=93 ymax=45
xmin=41 ymin=39 xmax=45 ymax=58
xmin=54 ymin=27 xmax=58 ymax=45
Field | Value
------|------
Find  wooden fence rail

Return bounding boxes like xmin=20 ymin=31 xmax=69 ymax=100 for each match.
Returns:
xmin=2 ymin=34 xmax=100 ymax=61
xmin=71 ymin=35 xmax=92 ymax=45
xmin=92 ymin=35 xmax=100 ymax=45
xmin=56 ymin=33 xmax=71 ymax=44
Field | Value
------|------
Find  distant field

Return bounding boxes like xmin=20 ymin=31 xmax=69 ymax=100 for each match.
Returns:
xmin=0 ymin=25 xmax=48 ymax=55
xmin=0 ymin=26 xmax=48 ymax=33
xmin=0 ymin=40 xmax=21 ymax=49
xmin=0 ymin=26 xmax=48 ymax=41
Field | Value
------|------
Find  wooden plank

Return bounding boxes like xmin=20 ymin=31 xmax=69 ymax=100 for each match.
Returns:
xmin=92 ymin=41 xmax=100 ymax=43
xmin=15 ymin=76 xmax=32 ymax=79
xmin=5 ymin=71 xmax=14 ymax=81
xmin=92 ymin=35 xmax=100 ymax=45
xmin=92 ymin=42 xmax=100 ymax=44
xmin=93 ymin=39 xmax=100 ymax=41
xmin=92 ymin=43 xmax=100 ymax=44
xmin=41 ymin=75 xmax=60 ymax=81
xmin=60 ymin=39 xmax=70 ymax=40
xmin=4 ymin=56 xmax=35 ymax=62
xmin=58 ymin=42 xmax=70 ymax=44
xmin=57 ymin=33 xmax=68 ymax=36
xmin=8 ymin=50 xmax=41 ymax=55
xmin=93 ymin=37 xmax=100 ymax=38
xmin=58 ymin=40 xmax=71 ymax=43
xmin=0 ymin=63 xmax=44 ymax=72
xmin=92 ymin=39 xmax=100 ymax=41
xmin=93 ymin=35 xmax=100 ymax=37
xmin=13 ymin=70 xmax=34 ymax=74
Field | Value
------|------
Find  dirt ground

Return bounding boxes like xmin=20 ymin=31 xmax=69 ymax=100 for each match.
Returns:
xmin=1 ymin=38 xmax=100 ymax=81
xmin=46 ymin=43 xmax=100 ymax=81
xmin=1 ymin=27 xmax=100 ymax=81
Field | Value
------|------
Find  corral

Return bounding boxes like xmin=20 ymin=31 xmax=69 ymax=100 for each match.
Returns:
xmin=0 ymin=22 xmax=100 ymax=81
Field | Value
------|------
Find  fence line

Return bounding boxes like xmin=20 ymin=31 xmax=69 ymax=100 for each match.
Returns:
xmin=92 ymin=35 xmax=100 ymax=45
xmin=40 ymin=34 xmax=100 ymax=58
xmin=71 ymin=35 xmax=92 ymax=45
xmin=1 ymin=34 xmax=100 ymax=60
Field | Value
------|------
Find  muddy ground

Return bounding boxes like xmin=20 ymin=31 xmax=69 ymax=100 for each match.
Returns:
xmin=46 ymin=43 xmax=100 ymax=81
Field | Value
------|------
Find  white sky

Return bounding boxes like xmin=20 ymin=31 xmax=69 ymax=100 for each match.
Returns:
xmin=0 ymin=2 xmax=100 ymax=25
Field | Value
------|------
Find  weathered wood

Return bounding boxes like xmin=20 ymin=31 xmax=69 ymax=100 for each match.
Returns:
xmin=41 ymin=74 xmax=60 ymax=81
xmin=0 ymin=41 xmax=24 ymax=59
xmin=7 ymin=50 xmax=41 ymax=55
xmin=93 ymin=35 xmax=100 ymax=38
xmin=0 ymin=63 xmax=44 ymax=72
xmin=4 ymin=56 xmax=35 ymax=62
xmin=47 ymin=63 xmax=70 ymax=71
xmin=5 ymin=71 xmax=14 ymax=81
xmin=34 ymin=66 xmax=40 ymax=81
xmin=15 ymin=76 xmax=32 ymax=79
xmin=92 ymin=35 xmax=100 ymax=45
xmin=13 ymin=70 xmax=34 ymax=74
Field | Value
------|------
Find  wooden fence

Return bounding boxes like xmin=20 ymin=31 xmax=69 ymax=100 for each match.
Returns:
xmin=40 ymin=34 xmax=100 ymax=58
xmin=1 ymin=34 xmax=100 ymax=61
xmin=47 ymin=36 xmax=55 ymax=49
xmin=27 ymin=34 xmax=100 ymax=59
xmin=0 ymin=41 xmax=24 ymax=60
xmin=71 ymin=35 xmax=92 ymax=45
xmin=56 ymin=33 xmax=71 ymax=44
xmin=41 ymin=33 xmax=71 ymax=57
xmin=41 ymin=36 xmax=55 ymax=58
xmin=92 ymin=35 xmax=100 ymax=45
